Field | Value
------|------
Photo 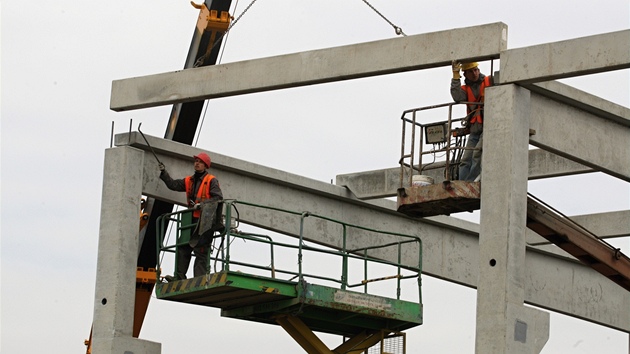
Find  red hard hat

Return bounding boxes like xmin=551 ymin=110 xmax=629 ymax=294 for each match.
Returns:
xmin=193 ymin=152 xmax=211 ymax=168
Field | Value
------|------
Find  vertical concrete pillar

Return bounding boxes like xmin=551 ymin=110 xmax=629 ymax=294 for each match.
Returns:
xmin=475 ymin=84 xmax=549 ymax=354
xmin=92 ymin=146 xmax=161 ymax=353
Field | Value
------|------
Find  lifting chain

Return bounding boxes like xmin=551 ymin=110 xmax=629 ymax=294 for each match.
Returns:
xmin=361 ymin=0 xmax=406 ymax=36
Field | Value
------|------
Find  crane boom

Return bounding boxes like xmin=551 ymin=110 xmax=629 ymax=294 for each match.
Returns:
xmin=86 ymin=2 xmax=232 ymax=352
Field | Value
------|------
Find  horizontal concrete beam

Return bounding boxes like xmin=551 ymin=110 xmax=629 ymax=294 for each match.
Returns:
xmin=499 ymin=29 xmax=630 ymax=84
xmin=115 ymin=132 xmax=629 ymax=332
xmin=110 ymin=22 xmax=507 ymax=111
xmin=571 ymin=210 xmax=630 ymax=238
xmin=335 ymin=149 xmax=592 ymax=200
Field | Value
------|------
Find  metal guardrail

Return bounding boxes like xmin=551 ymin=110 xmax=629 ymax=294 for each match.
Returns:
xmin=156 ymin=200 xmax=422 ymax=302
xmin=398 ymin=101 xmax=483 ymax=186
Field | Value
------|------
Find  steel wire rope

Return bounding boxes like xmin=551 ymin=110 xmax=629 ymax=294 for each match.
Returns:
xmin=194 ymin=0 xmax=256 ymax=147
xmin=360 ymin=0 xmax=406 ymax=36
xmin=157 ymin=1 xmax=258 ymax=281
xmin=192 ymin=0 xmax=245 ymax=259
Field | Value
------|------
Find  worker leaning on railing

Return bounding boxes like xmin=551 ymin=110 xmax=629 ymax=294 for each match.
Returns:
xmin=450 ymin=61 xmax=493 ymax=182
xmin=158 ymin=152 xmax=223 ymax=281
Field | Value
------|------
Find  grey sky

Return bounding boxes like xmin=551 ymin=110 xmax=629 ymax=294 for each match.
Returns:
xmin=2 ymin=0 xmax=629 ymax=353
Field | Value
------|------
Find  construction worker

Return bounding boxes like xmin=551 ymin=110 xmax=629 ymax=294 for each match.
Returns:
xmin=450 ymin=61 xmax=493 ymax=181
xmin=158 ymin=152 xmax=223 ymax=281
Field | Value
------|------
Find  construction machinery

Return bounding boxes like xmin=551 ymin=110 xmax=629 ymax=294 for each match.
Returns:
xmin=85 ymin=2 xmax=232 ymax=353
xmin=155 ymin=200 xmax=423 ymax=353
xmin=90 ymin=2 xmax=424 ymax=352
xmin=91 ymin=1 xmax=630 ymax=351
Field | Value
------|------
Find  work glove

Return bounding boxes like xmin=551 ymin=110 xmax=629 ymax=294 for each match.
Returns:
xmin=158 ymin=163 xmax=165 ymax=171
xmin=193 ymin=203 xmax=202 ymax=210
xmin=452 ymin=60 xmax=461 ymax=80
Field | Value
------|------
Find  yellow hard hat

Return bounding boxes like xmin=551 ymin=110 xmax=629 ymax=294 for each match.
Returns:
xmin=461 ymin=62 xmax=479 ymax=71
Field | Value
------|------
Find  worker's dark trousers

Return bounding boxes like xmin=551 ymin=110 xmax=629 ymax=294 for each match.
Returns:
xmin=175 ymin=243 xmax=208 ymax=280
xmin=175 ymin=216 xmax=209 ymax=280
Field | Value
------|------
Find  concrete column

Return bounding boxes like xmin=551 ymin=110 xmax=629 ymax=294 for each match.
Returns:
xmin=92 ymin=146 xmax=161 ymax=353
xmin=475 ymin=84 xmax=549 ymax=354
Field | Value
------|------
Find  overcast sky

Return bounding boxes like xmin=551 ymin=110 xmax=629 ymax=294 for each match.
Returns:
xmin=2 ymin=0 xmax=629 ymax=353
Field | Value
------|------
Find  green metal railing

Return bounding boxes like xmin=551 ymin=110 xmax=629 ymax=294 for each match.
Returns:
xmin=157 ymin=200 xmax=422 ymax=302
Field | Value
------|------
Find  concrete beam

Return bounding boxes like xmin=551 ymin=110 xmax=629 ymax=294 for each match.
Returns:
xmin=336 ymin=149 xmax=592 ymax=200
xmin=92 ymin=147 xmax=161 ymax=354
xmin=110 ymin=22 xmax=507 ymax=111
xmin=499 ymin=30 xmax=630 ymax=84
xmin=529 ymin=91 xmax=630 ymax=181
xmin=336 ymin=79 xmax=630 ymax=198
xmin=528 ymin=80 xmax=630 ymax=127
xmin=114 ymin=132 xmax=630 ymax=332
xmin=571 ymin=210 xmax=630 ymax=238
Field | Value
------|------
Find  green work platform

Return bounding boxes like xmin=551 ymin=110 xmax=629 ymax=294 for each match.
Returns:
xmin=156 ymin=271 xmax=422 ymax=337
xmin=156 ymin=200 xmax=423 ymax=346
xmin=156 ymin=271 xmax=297 ymax=309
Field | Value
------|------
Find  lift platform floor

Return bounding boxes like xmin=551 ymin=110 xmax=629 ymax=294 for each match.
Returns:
xmin=156 ymin=271 xmax=422 ymax=337
xmin=397 ymin=180 xmax=481 ymax=217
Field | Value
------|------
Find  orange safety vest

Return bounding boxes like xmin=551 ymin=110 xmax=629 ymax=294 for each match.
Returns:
xmin=462 ymin=76 xmax=492 ymax=124
xmin=184 ymin=174 xmax=216 ymax=218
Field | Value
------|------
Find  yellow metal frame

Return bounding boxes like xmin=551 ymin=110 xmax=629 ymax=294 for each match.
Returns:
xmin=275 ymin=314 xmax=392 ymax=354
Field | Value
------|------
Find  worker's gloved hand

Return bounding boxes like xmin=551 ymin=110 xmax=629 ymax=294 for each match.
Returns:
xmin=158 ymin=163 xmax=165 ymax=171
xmin=452 ymin=60 xmax=461 ymax=80
xmin=193 ymin=203 xmax=202 ymax=210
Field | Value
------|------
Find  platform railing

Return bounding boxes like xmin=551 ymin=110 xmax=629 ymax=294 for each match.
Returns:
xmin=398 ymin=101 xmax=482 ymax=186
xmin=156 ymin=200 xmax=422 ymax=302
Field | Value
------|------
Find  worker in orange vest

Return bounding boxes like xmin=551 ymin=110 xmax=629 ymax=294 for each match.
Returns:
xmin=158 ymin=152 xmax=223 ymax=281
xmin=450 ymin=61 xmax=493 ymax=181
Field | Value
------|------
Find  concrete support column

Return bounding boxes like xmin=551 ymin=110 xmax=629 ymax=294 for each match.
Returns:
xmin=475 ymin=84 xmax=549 ymax=354
xmin=92 ymin=146 xmax=161 ymax=353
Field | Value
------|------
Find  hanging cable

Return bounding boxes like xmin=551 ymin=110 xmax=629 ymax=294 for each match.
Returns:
xmin=360 ymin=0 xmax=406 ymax=36
xmin=194 ymin=0 xmax=257 ymax=147
xmin=193 ymin=0 xmax=258 ymax=68
xmin=194 ymin=102 xmax=210 ymax=147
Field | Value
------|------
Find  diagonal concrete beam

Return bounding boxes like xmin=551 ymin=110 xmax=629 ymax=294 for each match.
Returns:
xmin=114 ymin=132 xmax=629 ymax=332
xmin=528 ymin=80 xmax=630 ymax=127
xmin=528 ymin=90 xmax=630 ymax=181
xmin=110 ymin=22 xmax=507 ymax=111
xmin=499 ymin=29 xmax=630 ymax=84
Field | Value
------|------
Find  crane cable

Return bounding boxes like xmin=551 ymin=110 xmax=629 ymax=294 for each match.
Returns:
xmin=193 ymin=0 xmax=258 ymax=69
xmin=161 ymin=1 xmax=255 ymax=268
xmin=185 ymin=0 xmax=403 ymax=273
xmin=195 ymin=0 xmax=403 ymax=146
xmin=361 ymin=0 xmax=406 ymax=36
xmin=194 ymin=0 xmax=257 ymax=147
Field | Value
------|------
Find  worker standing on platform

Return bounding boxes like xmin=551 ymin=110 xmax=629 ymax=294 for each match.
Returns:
xmin=450 ymin=61 xmax=493 ymax=181
xmin=158 ymin=152 xmax=223 ymax=281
